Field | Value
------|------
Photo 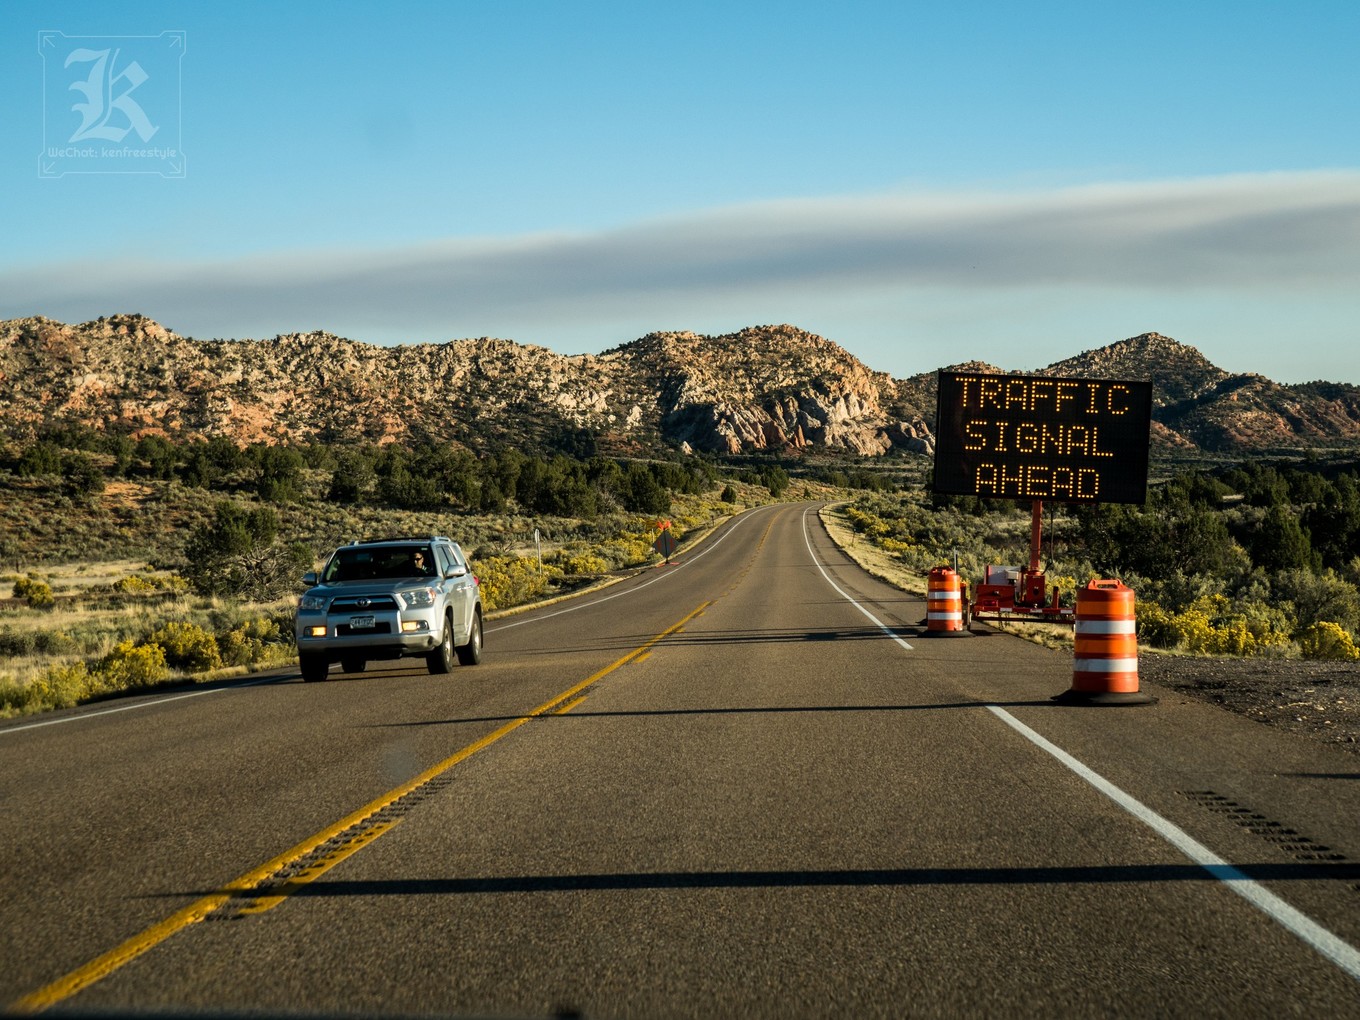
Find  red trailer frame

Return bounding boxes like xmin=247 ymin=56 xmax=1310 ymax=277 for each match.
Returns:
xmin=968 ymin=500 xmax=1075 ymax=626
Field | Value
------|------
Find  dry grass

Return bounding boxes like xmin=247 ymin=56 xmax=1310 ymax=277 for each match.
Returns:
xmin=819 ymin=503 xmax=927 ymax=597
xmin=7 ymin=558 xmax=153 ymax=595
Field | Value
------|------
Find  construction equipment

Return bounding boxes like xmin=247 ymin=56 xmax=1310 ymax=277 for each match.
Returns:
xmin=968 ymin=500 xmax=1075 ymax=626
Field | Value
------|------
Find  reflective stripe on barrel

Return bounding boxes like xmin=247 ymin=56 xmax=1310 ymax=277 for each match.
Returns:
xmin=927 ymin=567 xmax=964 ymax=632
xmin=1072 ymin=580 xmax=1139 ymax=694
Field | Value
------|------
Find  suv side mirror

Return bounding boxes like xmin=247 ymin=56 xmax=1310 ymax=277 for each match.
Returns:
xmin=302 ymin=571 xmax=317 ymax=585
xmin=446 ymin=565 xmax=468 ymax=578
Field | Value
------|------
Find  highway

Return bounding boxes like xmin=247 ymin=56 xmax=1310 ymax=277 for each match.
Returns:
xmin=3 ymin=501 xmax=1359 ymax=1017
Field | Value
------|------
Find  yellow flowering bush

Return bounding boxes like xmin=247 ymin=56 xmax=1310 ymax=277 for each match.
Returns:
xmin=555 ymin=551 xmax=609 ymax=576
xmin=1297 ymin=621 xmax=1360 ymax=661
xmin=94 ymin=641 xmax=169 ymax=691
xmin=147 ymin=621 xmax=222 ymax=672
xmin=845 ymin=506 xmax=892 ymax=539
xmin=112 ymin=574 xmax=158 ymax=594
xmin=474 ymin=555 xmax=556 ymax=611
xmin=217 ymin=615 xmax=291 ymax=667
xmin=1137 ymin=595 xmax=1291 ymax=656
xmin=12 ymin=575 xmax=54 ymax=608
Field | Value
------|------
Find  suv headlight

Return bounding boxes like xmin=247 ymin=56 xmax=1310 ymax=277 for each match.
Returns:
xmin=298 ymin=594 xmax=329 ymax=611
xmin=399 ymin=587 xmax=437 ymax=609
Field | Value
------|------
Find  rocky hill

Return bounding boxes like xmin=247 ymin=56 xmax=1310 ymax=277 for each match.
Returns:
xmin=1 ymin=316 xmax=1357 ymax=458
xmin=0 ymin=315 xmax=932 ymax=457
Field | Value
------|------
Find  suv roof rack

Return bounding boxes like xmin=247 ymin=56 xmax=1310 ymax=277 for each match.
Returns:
xmin=353 ymin=535 xmax=451 ymax=545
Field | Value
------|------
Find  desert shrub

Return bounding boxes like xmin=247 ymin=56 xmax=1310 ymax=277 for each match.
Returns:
xmin=1136 ymin=603 xmax=1180 ymax=649
xmin=1297 ymin=621 xmax=1360 ymax=661
xmin=93 ymin=641 xmax=168 ymax=691
xmin=0 ymin=630 xmax=37 ymax=656
xmin=1274 ymin=568 xmax=1360 ymax=633
xmin=1142 ymin=570 xmax=1223 ymax=613
xmin=12 ymin=575 xmax=54 ymax=608
xmin=845 ymin=506 xmax=892 ymax=539
xmin=720 ymin=484 xmax=738 ymax=504
xmin=32 ymin=630 xmax=80 ymax=656
xmin=112 ymin=574 xmax=158 ymax=594
xmin=22 ymin=662 xmax=92 ymax=709
xmin=1137 ymin=595 xmax=1290 ymax=656
xmin=217 ymin=614 xmax=293 ymax=667
xmin=598 ymin=533 xmax=655 ymax=569
xmin=183 ymin=500 xmax=311 ymax=601
xmin=1047 ymin=574 xmax=1081 ymax=609
xmin=61 ymin=452 xmax=105 ymax=497
xmin=762 ymin=466 xmax=790 ymax=498
xmin=554 ymin=550 xmax=609 ymax=576
xmin=474 ymin=555 xmax=555 ymax=611
xmin=0 ymin=674 xmax=54 ymax=714
xmin=146 ymin=621 xmax=222 ymax=672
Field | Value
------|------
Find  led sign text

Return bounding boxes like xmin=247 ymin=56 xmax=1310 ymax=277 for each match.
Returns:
xmin=932 ymin=371 xmax=1152 ymax=505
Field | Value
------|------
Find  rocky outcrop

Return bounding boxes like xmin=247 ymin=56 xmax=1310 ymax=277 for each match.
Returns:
xmin=3 ymin=317 xmax=1358 ymax=457
xmin=0 ymin=316 xmax=930 ymax=456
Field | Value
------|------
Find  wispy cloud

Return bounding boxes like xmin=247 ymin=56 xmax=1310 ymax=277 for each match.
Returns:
xmin=4 ymin=171 xmax=1358 ymax=342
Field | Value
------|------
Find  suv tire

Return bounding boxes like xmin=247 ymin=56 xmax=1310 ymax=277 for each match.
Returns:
xmin=426 ymin=612 xmax=456 ymax=675
xmin=300 ymin=653 xmax=330 ymax=683
xmin=456 ymin=608 xmax=483 ymax=666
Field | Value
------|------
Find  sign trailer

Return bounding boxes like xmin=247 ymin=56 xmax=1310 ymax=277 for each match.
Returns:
xmin=933 ymin=370 xmax=1153 ymax=624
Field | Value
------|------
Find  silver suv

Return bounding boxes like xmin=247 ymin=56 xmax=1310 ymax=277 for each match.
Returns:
xmin=295 ymin=536 xmax=483 ymax=682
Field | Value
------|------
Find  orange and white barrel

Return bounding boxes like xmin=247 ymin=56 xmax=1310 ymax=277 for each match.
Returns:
xmin=1057 ymin=579 xmax=1154 ymax=705
xmin=926 ymin=567 xmax=966 ymax=634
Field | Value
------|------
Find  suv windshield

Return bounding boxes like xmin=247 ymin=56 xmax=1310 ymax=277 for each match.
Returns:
xmin=321 ymin=545 xmax=436 ymax=583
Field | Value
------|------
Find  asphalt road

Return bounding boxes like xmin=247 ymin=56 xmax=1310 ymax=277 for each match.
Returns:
xmin=3 ymin=501 xmax=1359 ymax=1018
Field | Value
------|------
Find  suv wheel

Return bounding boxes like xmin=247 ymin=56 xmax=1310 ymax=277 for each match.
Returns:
xmin=300 ymin=654 xmax=330 ymax=683
xmin=426 ymin=612 xmax=456 ymax=675
xmin=456 ymin=608 xmax=483 ymax=666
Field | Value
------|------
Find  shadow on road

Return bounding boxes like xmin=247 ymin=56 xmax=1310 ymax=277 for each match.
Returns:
xmin=372 ymin=700 xmax=1068 ymax=729
xmin=507 ymin=625 xmax=926 ymax=657
xmin=189 ymin=861 xmax=1360 ymax=900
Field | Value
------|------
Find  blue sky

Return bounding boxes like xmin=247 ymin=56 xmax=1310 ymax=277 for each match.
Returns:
xmin=3 ymin=1 xmax=1358 ymax=383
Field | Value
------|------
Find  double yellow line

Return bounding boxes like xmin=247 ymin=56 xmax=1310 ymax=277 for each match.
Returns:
xmin=10 ymin=601 xmax=709 ymax=1014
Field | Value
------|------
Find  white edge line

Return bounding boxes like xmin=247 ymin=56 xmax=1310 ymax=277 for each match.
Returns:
xmin=0 ymin=674 xmax=285 ymax=736
xmin=987 ymin=704 xmax=1360 ymax=983
xmin=800 ymin=507 xmax=913 ymax=651
xmin=802 ymin=502 xmax=1359 ymax=982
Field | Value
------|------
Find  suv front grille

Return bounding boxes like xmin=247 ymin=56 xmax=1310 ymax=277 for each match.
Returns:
xmin=329 ymin=596 xmax=400 ymax=614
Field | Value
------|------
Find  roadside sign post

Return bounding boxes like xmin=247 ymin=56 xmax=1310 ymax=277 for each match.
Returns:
xmin=653 ymin=520 xmax=676 ymax=565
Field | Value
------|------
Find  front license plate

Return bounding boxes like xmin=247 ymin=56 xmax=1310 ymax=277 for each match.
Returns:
xmin=349 ymin=615 xmax=376 ymax=630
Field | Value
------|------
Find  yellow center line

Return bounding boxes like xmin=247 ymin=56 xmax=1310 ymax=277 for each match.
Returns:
xmin=553 ymin=695 xmax=588 ymax=715
xmin=237 ymin=819 xmax=402 ymax=916
xmin=8 ymin=600 xmax=711 ymax=1015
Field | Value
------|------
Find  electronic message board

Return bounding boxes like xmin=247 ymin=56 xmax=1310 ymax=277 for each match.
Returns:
xmin=932 ymin=370 xmax=1152 ymax=504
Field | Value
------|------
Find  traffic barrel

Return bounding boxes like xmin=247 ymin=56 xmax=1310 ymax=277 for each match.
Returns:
xmin=924 ymin=566 xmax=969 ymax=636
xmin=1054 ymin=579 xmax=1155 ymax=705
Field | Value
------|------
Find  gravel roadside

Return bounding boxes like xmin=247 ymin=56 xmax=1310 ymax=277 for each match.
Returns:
xmin=1138 ymin=653 xmax=1360 ymax=756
